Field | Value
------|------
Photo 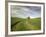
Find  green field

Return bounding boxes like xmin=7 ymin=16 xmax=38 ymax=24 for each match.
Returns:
xmin=11 ymin=17 xmax=41 ymax=31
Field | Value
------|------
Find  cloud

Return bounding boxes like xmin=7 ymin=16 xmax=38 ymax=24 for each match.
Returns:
xmin=11 ymin=5 xmax=41 ymax=18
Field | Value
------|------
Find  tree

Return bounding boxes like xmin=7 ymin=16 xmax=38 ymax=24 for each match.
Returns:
xmin=28 ymin=17 xmax=30 ymax=20
xmin=27 ymin=16 xmax=31 ymax=24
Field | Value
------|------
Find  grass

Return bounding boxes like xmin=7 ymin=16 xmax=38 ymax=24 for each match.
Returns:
xmin=11 ymin=17 xmax=41 ymax=31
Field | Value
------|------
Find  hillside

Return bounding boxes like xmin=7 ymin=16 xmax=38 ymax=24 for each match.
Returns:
xmin=11 ymin=17 xmax=41 ymax=31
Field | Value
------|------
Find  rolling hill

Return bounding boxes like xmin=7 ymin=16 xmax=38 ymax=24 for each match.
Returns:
xmin=11 ymin=17 xmax=41 ymax=31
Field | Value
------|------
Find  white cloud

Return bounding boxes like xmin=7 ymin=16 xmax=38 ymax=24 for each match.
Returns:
xmin=11 ymin=6 xmax=41 ymax=18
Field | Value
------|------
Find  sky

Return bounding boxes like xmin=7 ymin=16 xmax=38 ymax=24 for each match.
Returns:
xmin=11 ymin=5 xmax=41 ymax=18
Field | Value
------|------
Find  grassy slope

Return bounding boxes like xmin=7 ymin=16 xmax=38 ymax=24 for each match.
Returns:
xmin=11 ymin=17 xmax=41 ymax=31
xmin=31 ymin=18 xmax=41 ymax=30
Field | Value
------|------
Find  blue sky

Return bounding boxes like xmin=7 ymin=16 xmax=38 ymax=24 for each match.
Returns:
xmin=11 ymin=5 xmax=41 ymax=18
